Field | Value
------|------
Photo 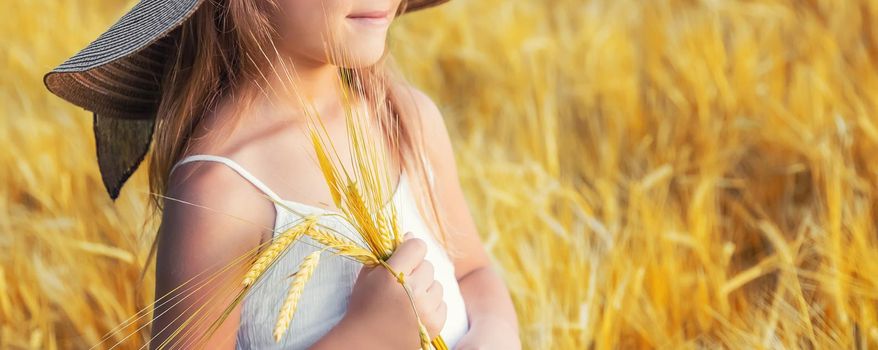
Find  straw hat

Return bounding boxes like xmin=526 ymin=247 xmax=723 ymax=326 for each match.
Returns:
xmin=43 ymin=0 xmax=450 ymax=201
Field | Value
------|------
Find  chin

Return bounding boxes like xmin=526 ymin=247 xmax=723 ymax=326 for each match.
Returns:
xmin=332 ymin=41 xmax=387 ymax=68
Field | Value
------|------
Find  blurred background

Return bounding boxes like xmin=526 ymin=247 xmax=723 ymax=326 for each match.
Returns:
xmin=3 ymin=0 xmax=878 ymax=348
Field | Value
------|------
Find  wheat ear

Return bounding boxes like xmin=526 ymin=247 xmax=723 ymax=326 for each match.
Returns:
xmin=306 ymin=229 xmax=379 ymax=265
xmin=376 ymin=214 xmax=395 ymax=256
xmin=344 ymin=182 xmax=388 ymax=256
xmin=273 ymin=249 xmax=324 ymax=342
xmin=243 ymin=215 xmax=318 ymax=287
xmin=310 ymin=131 xmax=343 ymax=207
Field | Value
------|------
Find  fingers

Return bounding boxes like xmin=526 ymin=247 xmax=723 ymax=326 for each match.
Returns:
xmin=424 ymin=300 xmax=448 ymax=338
xmin=386 ymin=232 xmax=427 ymax=275
xmin=409 ymin=259 xmax=434 ymax=293
xmin=426 ymin=279 xmax=444 ymax=308
xmin=418 ymin=279 xmax=444 ymax=315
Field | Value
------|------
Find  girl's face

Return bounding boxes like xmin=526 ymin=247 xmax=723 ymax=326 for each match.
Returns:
xmin=275 ymin=0 xmax=404 ymax=68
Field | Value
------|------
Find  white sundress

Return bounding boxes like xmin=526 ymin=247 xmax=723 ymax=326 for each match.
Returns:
xmin=168 ymin=154 xmax=470 ymax=349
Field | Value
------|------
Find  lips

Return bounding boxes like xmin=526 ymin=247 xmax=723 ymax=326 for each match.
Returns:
xmin=346 ymin=10 xmax=391 ymax=26
xmin=347 ymin=10 xmax=390 ymax=19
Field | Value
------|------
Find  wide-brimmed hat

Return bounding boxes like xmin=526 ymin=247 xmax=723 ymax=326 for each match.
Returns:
xmin=43 ymin=0 xmax=449 ymax=201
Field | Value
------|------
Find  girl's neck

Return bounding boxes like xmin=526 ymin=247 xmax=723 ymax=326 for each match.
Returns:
xmin=190 ymin=60 xmax=351 ymax=152
xmin=244 ymin=58 xmax=346 ymax=123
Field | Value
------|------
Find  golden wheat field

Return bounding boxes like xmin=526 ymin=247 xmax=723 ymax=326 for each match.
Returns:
xmin=3 ymin=0 xmax=878 ymax=348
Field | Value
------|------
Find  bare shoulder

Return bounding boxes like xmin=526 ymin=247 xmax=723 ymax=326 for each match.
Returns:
xmin=391 ymin=83 xmax=445 ymax=130
xmin=390 ymin=83 xmax=453 ymax=160
xmin=154 ymin=161 xmax=275 ymax=288
xmin=162 ymin=161 xmax=276 ymax=249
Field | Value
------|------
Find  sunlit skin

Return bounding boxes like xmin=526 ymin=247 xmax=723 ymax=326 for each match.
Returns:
xmin=151 ymin=0 xmax=520 ymax=349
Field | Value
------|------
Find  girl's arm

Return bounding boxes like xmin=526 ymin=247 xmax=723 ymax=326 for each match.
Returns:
xmin=397 ymin=85 xmax=521 ymax=349
xmin=150 ymin=163 xmax=276 ymax=349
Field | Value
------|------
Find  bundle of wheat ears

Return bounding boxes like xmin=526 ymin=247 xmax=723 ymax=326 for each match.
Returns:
xmin=215 ymin=33 xmax=449 ymax=349
xmin=239 ymin=80 xmax=448 ymax=349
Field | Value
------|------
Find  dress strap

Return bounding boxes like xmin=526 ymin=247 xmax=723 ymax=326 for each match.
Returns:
xmin=169 ymin=154 xmax=284 ymax=204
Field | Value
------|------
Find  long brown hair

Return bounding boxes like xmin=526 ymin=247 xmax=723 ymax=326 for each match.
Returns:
xmin=140 ymin=0 xmax=456 ymax=282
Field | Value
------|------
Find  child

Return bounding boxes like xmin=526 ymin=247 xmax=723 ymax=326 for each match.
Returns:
xmin=43 ymin=0 xmax=519 ymax=348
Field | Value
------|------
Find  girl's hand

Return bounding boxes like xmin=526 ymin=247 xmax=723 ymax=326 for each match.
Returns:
xmin=338 ymin=232 xmax=447 ymax=349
